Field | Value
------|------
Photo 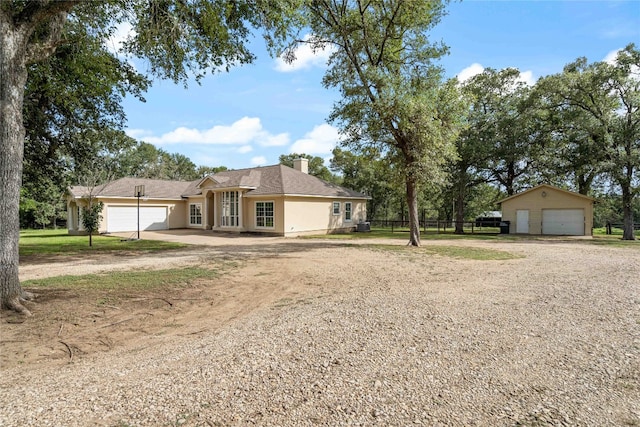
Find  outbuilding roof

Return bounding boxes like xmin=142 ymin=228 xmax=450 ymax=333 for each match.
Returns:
xmin=69 ymin=164 xmax=368 ymax=200
xmin=498 ymin=184 xmax=595 ymax=204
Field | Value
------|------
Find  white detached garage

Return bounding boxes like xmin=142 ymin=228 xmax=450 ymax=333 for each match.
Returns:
xmin=499 ymin=184 xmax=595 ymax=236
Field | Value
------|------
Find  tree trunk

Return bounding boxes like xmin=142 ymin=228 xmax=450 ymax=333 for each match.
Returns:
xmin=406 ymin=175 xmax=420 ymax=246
xmin=0 ymin=19 xmax=30 ymax=314
xmin=621 ymin=186 xmax=636 ymax=241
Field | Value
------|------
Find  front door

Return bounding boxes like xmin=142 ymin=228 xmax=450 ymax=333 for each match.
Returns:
xmin=516 ymin=210 xmax=529 ymax=234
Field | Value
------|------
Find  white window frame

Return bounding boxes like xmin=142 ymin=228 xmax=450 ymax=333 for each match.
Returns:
xmin=332 ymin=201 xmax=341 ymax=215
xmin=255 ymin=201 xmax=275 ymax=229
xmin=344 ymin=202 xmax=352 ymax=222
xmin=189 ymin=203 xmax=202 ymax=226
xmin=221 ymin=191 xmax=239 ymax=227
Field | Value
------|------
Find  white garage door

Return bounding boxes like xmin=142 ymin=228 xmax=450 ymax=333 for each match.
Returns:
xmin=542 ymin=209 xmax=584 ymax=235
xmin=107 ymin=206 xmax=168 ymax=232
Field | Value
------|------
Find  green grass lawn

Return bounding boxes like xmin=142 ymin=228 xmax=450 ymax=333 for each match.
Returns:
xmin=22 ymin=267 xmax=217 ymax=291
xmin=304 ymin=227 xmax=639 ymax=247
xmin=302 ymin=227 xmax=504 ymax=241
xmin=19 ymin=229 xmax=188 ymax=257
xmin=362 ymin=243 xmax=522 ymax=260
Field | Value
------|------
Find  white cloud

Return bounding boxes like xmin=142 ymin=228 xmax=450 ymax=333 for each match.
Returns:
xmin=290 ymin=124 xmax=342 ymax=154
xmin=251 ymin=156 xmax=267 ymax=166
xmin=105 ymin=22 xmax=134 ymax=55
xmin=259 ymin=133 xmax=290 ymax=147
xmin=125 ymin=128 xmax=152 ymax=140
xmin=456 ymin=63 xmax=535 ymax=87
xmin=516 ymin=70 xmax=536 ymax=87
xmin=603 ymin=48 xmax=639 ymax=81
xmin=456 ymin=63 xmax=485 ymax=83
xmin=237 ymin=145 xmax=253 ymax=154
xmin=128 ymin=117 xmax=290 ymax=147
xmin=275 ymin=34 xmax=335 ymax=72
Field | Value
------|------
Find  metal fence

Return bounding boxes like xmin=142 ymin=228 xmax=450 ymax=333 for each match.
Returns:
xmin=605 ymin=222 xmax=640 ymax=234
xmin=368 ymin=219 xmax=501 ymax=234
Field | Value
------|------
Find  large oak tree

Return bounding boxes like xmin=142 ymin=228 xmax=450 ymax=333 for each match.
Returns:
xmin=304 ymin=0 xmax=463 ymax=246
xmin=1 ymin=0 xmax=300 ymax=314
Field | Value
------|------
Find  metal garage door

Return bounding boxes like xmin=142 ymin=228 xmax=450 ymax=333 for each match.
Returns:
xmin=107 ymin=206 xmax=168 ymax=232
xmin=542 ymin=209 xmax=584 ymax=235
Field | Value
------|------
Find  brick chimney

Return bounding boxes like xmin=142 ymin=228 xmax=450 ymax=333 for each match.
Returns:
xmin=293 ymin=158 xmax=309 ymax=174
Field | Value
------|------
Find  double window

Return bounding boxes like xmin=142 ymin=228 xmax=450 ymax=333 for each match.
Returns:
xmin=333 ymin=201 xmax=353 ymax=221
xmin=189 ymin=203 xmax=202 ymax=225
xmin=256 ymin=201 xmax=274 ymax=228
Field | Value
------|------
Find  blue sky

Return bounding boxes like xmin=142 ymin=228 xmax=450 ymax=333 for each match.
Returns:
xmin=119 ymin=0 xmax=640 ymax=170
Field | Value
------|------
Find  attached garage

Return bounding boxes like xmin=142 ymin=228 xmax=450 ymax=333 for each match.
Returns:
xmin=499 ymin=184 xmax=594 ymax=236
xmin=542 ymin=209 xmax=585 ymax=236
xmin=106 ymin=206 xmax=168 ymax=232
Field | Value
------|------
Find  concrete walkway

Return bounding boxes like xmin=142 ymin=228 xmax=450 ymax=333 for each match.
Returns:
xmin=109 ymin=228 xmax=288 ymax=247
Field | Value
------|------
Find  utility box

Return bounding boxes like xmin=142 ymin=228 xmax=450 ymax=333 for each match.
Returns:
xmin=357 ymin=222 xmax=371 ymax=232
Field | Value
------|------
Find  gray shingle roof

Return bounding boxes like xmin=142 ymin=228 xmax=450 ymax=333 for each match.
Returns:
xmin=69 ymin=177 xmax=193 ymax=199
xmin=194 ymin=165 xmax=367 ymax=198
xmin=69 ymin=165 xmax=368 ymax=200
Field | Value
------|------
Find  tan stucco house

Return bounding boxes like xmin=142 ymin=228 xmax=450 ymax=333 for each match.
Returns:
xmin=499 ymin=184 xmax=595 ymax=236
xmin=67 ymin=159 xmax=369 ymax=237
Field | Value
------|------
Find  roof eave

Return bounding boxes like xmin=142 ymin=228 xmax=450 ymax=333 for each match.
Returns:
xmin=498 ymin=184 xmax=595 ymax=204
xmin=243 ymin=193 xmax=370 ymax=200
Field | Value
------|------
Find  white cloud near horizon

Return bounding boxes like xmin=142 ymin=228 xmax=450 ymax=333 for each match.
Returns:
xmin=456 ymin=63 xmax=485 ymax=83
xmin=289 ymin=123 xmax=342 ymax=154
xmin=126 ymin=117 xmax=290 ymax=147
xmin=237 ymin=145 xmax=253 ymax=154
xmin=457 ymin=63 xmax=536 ymax=86
xmin=275 ymin=34 xmax=335 ymax=72
xmin=604 ymin=48 xmax=623 ymax=65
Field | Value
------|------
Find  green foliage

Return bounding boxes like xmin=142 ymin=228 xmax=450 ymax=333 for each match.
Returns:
xmin=81 ymin=201 xmax=104 ymax=246
xmin=123 ymin=0 xmax=304 ymax=84
xmin=23 ymin=16 xmax=149 ymax=196
xmin=462 ymin=68 xmax=534 ymax=196
xmin=196 ymin=165 xmax=228 ymax=177
xmin=330 ymin=147 xmax=401 ymax=220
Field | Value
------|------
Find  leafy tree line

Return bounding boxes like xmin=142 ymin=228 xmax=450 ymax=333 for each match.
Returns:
xmin=443 ymin=45 xmax=639 ymax=239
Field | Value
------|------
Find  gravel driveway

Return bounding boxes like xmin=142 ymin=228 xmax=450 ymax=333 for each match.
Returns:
xmin=2 ymin=238 xmax=639 ymax=426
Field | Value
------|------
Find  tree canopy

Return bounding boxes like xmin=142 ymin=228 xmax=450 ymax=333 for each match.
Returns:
xmin=535 ymin=44 xmax=639 ymax=239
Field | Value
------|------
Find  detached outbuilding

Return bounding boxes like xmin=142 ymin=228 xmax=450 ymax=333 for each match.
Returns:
xmin=499 ymin=184 xmax=595 ymax=236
